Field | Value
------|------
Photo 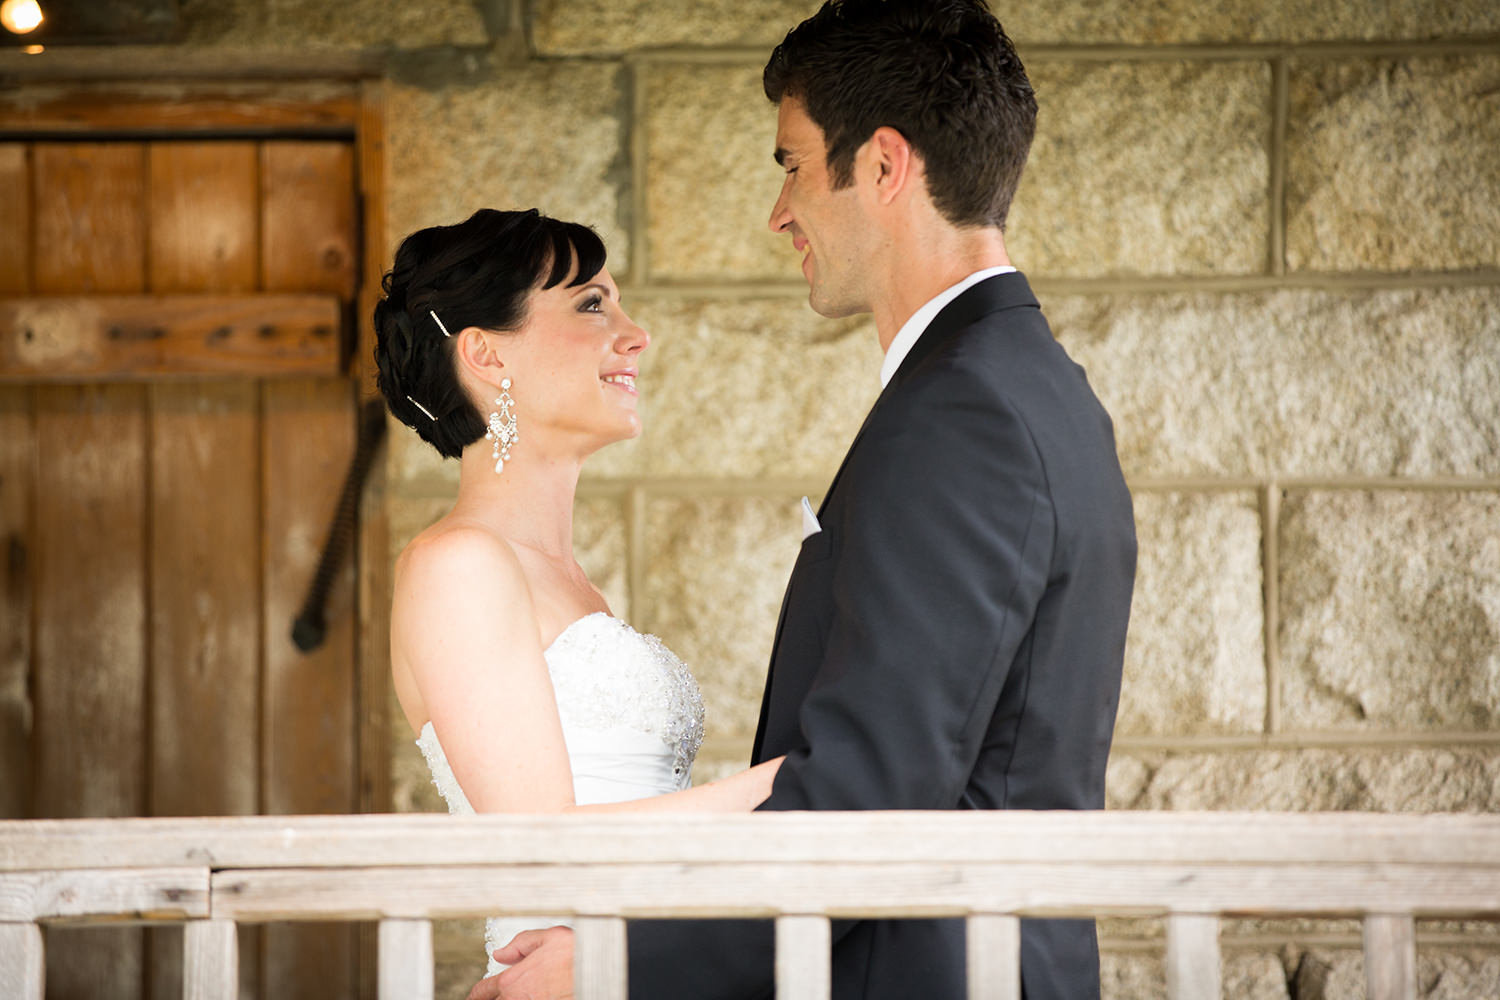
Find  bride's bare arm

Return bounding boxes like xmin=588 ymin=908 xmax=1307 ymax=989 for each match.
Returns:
xmin=394 ymin=527 xmax=576 ymax=814
xmin=397 ymin=527 xmax=782 ymax=815
xmin=565 ymin=756 xmax=784 ymax=815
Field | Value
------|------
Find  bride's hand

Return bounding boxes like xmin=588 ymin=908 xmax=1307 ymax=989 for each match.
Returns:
xmin=748 ymin=755 xmax=785 ymax=807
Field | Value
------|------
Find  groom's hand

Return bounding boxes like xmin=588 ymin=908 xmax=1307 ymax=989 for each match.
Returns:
xmin=465 ymin=926 xmax=575 ymax=1000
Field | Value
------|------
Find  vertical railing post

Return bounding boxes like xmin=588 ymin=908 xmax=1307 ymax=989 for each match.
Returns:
xmin=575 ymin=916 xmax=628 ymax=1000
xmin=1166 ymin=914 xmax=1221 ymax=1000
xmin=0 ymin=922 xmax=44 ymax=1000
xmin=183 ymin=919 xmax=238 ymax=1000
xmin=966 ymin=914 xmax=1021 ymax=1000
xmin=776 ymin=915 xmax=831 ymax=1000
xmin=378 ymin=918 xmax=434 ymax=1000
xmin=1363 ymin=914 xmax=1417 ymax=1000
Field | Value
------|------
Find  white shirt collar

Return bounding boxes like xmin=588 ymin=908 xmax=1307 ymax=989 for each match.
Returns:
xmin=878 ymin=266 xmax=1017 ymax=387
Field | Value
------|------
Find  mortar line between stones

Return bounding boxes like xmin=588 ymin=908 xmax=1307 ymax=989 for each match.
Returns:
xmin=613 ymin=38 xmax=1500 ymax=64
xmin=625 ymin=270 xmax=1500 ymax=298
xmin=626 ymin=485 xmax=647 ymax=627
xmin=1114 ymin=731 xmax=1500 ymax=751
xmin=629 ymin=60 xmax=650 ymax=289
xmin=1263 ymin=481 xmax=1281 ymax=735
xmin=1269 ymin=57 xmax=1289 ymax=277
xmin=1099 ymin=931 xmax=1500 ymax=952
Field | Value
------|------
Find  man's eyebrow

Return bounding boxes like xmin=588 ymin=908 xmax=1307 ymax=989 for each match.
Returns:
xmin=774 ymin=146 xmax=789 ymax=167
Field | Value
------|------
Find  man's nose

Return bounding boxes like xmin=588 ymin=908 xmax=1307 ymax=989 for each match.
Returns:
xmin=768 ymin=181 xmax=792 ymax=234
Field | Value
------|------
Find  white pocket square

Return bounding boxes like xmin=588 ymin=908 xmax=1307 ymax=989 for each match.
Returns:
xmin=801 ymin=496 xmax=822 ymax=541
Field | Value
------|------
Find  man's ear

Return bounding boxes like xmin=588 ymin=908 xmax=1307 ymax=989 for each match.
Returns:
xmin=452 ymin=327 xmax=509 ymax=388
xmin=866 ymin=126 xmax=914 ymax=206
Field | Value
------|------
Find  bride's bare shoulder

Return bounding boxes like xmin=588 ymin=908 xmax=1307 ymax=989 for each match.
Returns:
xmin=394 ymin=515 xmax=527 ymax=602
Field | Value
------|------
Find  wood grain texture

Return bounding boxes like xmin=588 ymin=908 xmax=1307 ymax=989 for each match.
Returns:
xmin=0 ymin=387 xmax=32 ymax=821
xmin=183 ymin=920 xmax=238 ymax=1000
xmin=261 ymin=378 xmax=357 ymax=1000
xmin=0 ymin=145 xmax=30 ymax=294
xmin=1363 ymin=914 xmax=1416 ymax=1000
xmin=966 ymin=914 xmax=1020 ymax=1000
xmin=574 ymin=916 xmax=626 ymax=1000
xmin=7 ymin=811 xmax=1500 ymax=871
xmin=148 ymin=380 xmax=260 ymax=820
xmin=32 ymin=144 xmax=147 ymax=294
xmin=261 ymin=142 xmax=357 ymax=301
xmin=0 ymin=868 xmax=206 ymax=921
xmin=0 ymin=922 xmax=43 ymax=1000
xmin=33 ymin=382 xmax=148 ymax=999
xmin=148 ymin=143 xmax=259 ymax=294
xmin=1166 ymin=915 xmax=1220 ymax=1000
xmin=0 ymin=86 xmax=360 ymax=133
xmin=376 ymin=919 xmax=432 ymax=1000
xmin=0 ymin=294 xmax=343 ymax=381
xmin=775 ymin=915 xmax=830 ymax=1000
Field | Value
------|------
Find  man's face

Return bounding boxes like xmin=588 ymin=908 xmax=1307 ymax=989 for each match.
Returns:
xmin=768 ymin=97 xmax=871 ymax=318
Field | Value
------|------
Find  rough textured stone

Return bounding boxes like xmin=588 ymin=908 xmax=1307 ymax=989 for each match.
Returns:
xmin=641 ymin=496 xmax=803 ymax=748
xmin=532 ymin=0 xmax=1500 ymax=52
xmin=1119 ymin=491 xmax=1266 ymax=737
xmin=386 ymin=414 xmax=459 ymax=494
xmin=1047 ymin=286 xmax=1500 ymax=480
xmin=1292 ymin=948 xmax=1500 ymax=1000
xmin=583 ymin=296 xmax=882 ymax=479
xmin=533 ymin=0 xmax=818 ymax=54
xmin=180 ymin=0 xmax=489 ymax=49
xmin=1107 ymin=747 xmax=1500 ymax=812
xmin=1287 ymin=56 xmax=1500 ymax=273
xmin=644 ymin=64 xmax=800 ymax=281
xmin=1101 ymin=951 xmax=1288 ymax=1000
xmin=388 ymin=60 xmax=631 ymax=276
xmin=1279 ymin=491 xmax=1500 ymax=732
xmin=1008 ymin=61 xmax=1270 ymax=278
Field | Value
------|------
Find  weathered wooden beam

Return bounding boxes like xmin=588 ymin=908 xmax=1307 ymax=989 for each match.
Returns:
xmin=0 ymin=295 xmax=343 ymax=381
xmin=575 ymin=916 xmax=626 ymax=1000
xmin=1364 ymin=914 xmax=1417 ymax=1000
xmin=0 ymin=922 xmax=43 ymax=1000
xmin=0 ymin=84 xmax=360 ymax=132
xmin=5 ymin=812 xmax=1500 ymax=872
xmin=183 ymin=919 xmax=237 ymax=1000
xmin=0 ymin=867 xmax=207 ymax=922
xmin=377 ymin=919 xmax=432 ymax=1000
xmin=966 ymin=914 xmax=1020 ymax=1000
xmin=1166 ymin=915 xmax=1220 ymax=1000
xmin=207 ymin=860 xmax=1500 ymax=923
xmin=776 ymin=915 xmax=830 ymax=1000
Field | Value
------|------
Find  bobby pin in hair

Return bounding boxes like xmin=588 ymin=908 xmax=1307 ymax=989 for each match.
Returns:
xmin=406 ymin=396 xmax=439 ymax=422
xmin=430 ymin=309 xmax=454 ymax=338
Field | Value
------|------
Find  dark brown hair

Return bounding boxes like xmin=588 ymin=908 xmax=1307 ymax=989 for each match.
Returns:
xmin=764 ymin=0 xmax=1037 ymax=229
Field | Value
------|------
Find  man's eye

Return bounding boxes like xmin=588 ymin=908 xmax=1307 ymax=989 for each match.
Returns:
xmin=785 ymin=166 xmax=799 ymax=175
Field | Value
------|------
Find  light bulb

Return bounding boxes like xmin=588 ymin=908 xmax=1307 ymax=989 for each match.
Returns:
xmin=1 ymin=0 xmax=44 ymax=35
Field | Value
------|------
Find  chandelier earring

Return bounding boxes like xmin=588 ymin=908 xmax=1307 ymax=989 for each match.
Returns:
xmin=485 ymin=377 xmax=517 ymax=475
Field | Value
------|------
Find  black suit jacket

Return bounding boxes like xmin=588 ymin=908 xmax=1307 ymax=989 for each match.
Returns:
xmin=628 ymin=272 xmax=1136 ymax=1000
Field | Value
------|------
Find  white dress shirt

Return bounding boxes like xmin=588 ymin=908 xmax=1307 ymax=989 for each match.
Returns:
xmin=878 ymin=266 xmax=1017 ymax=387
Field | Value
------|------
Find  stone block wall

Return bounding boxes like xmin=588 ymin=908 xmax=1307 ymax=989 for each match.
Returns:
xmin=149 ymin=0 xmax=1500 ymax=993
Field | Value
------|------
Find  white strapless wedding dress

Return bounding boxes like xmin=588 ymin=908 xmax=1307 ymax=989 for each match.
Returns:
xmin=415 ymin=612 xmax=706 ymax=975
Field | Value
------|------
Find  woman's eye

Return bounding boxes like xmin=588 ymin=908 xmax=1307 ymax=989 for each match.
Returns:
xmin=581 ymin=295 xmax=604 ymax=313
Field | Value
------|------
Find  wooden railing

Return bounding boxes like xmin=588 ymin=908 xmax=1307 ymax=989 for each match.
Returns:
xmin=2 ymin=811 xmax=1496 ymax=999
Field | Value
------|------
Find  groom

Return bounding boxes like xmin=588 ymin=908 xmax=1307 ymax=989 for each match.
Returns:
xmin=474 ymin=1 xmax=1136 ymax=997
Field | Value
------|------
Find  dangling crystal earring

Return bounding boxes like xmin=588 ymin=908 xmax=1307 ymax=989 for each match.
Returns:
xmin=485 ymin=377 xmax=517 ymax=474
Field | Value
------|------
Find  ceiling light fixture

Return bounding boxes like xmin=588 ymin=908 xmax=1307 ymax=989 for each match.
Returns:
xmin=0 ymin=0 xmax=44 ymax=35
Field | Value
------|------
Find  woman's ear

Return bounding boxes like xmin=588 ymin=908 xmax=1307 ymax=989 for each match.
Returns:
xmin=452 ymin=327 xmax=508 ymax=388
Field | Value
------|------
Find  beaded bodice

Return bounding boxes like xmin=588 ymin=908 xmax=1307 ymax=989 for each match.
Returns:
xmin=415 ymin=612 xmax=706 ymax=814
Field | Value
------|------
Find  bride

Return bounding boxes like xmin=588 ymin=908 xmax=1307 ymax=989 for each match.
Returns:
xmin=373 ymin=208 xmax=782 ymax=975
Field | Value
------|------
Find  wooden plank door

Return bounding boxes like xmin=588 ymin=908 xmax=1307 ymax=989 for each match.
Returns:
xmin=0 ymin=133 xmax=365 ymax=1000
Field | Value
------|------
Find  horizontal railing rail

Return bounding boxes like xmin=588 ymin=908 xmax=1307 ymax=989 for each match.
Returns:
xmin=2 ymin=811 xmax=1497 ymax=999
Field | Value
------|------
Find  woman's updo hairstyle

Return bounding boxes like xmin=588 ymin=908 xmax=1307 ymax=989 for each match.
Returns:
xmin=373 ymin=208 xmax=607 ymax=458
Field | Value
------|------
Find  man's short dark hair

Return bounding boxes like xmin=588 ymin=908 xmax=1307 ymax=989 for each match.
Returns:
xmin=763 ymin=0 xmax=1037 ymax=229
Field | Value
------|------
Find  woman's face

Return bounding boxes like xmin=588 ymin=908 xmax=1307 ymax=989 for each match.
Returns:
xmin=501 ymin=264 xmax=650 ymax=455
